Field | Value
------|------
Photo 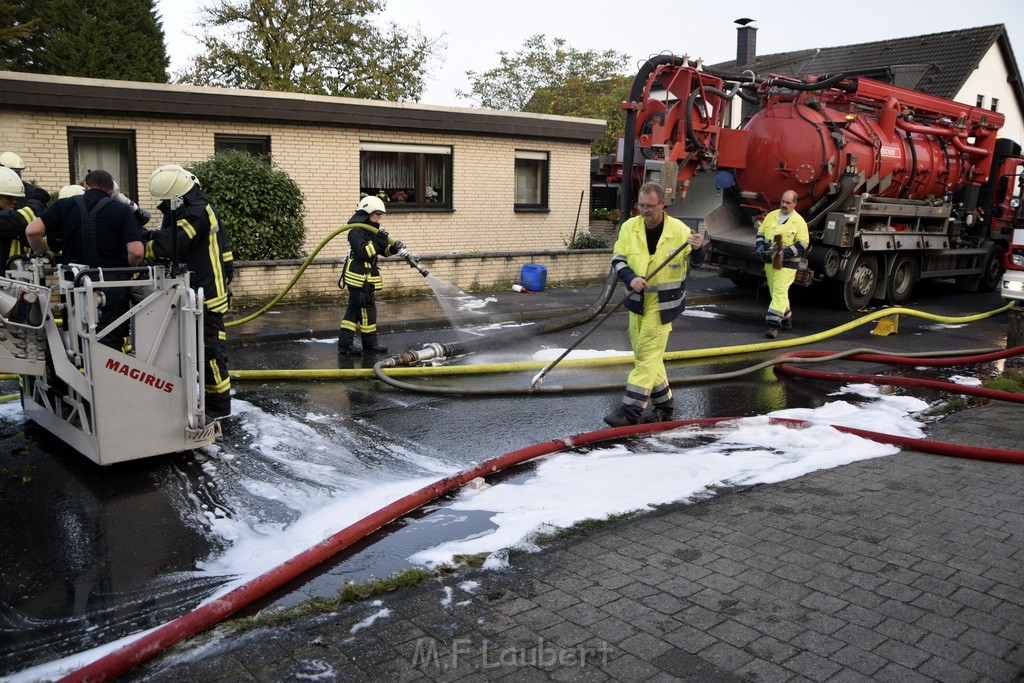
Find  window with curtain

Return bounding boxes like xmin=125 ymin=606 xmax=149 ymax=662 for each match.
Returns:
xmin=68 ymin=129 xmax=138 ymax=199
xmin=514 ymin=150 xmax=549 ymax=211
xmin=359 ymin=143 xmax=452 ymax=210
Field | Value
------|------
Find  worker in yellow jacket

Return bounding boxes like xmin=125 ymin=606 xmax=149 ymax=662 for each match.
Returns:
xmin=604 ymin=182 xmax=706 ymax=427
xmin=754 ymin=190 xmax=809 ymax=338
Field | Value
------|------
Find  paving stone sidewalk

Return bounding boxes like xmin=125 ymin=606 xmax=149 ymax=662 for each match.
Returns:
xmin=127 ymin=402 xmax=1024 ymax=682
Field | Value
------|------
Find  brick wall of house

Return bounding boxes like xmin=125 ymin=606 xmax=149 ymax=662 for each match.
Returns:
xmin=231 ymin=249 xmax=613 ymax=305
xmin=1 ymin=111 xmax=598 ymax=264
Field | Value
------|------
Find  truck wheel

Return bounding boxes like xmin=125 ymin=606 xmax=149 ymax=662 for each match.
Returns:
xmin=727 ymin=271 xmax=761 ymax=289
xmin=886 ymin=253 xmax=917 ymax=305
xmin=977 ymin=243 xmax=1005 ymax=293
xmin=832 ymin=252 xmax=877 ymax=310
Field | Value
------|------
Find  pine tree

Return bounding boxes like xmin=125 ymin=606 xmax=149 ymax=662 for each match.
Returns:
xmin=5 ymin=0 xmax=168 ymax=82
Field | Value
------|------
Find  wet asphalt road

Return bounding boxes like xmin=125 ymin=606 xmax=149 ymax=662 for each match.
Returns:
xmin=0 ymin=275 xmax=1015 ymax=676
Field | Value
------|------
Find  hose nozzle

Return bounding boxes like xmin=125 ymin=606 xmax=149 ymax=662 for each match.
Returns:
xmin=398 ymin=247 xmax=429 ymax=278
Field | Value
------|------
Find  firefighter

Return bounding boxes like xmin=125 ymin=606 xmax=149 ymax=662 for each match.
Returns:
xmin=0 ymin=166 xmax=45 ymax=261
xmin=25 ymin=170 xmax=144 ymax=348
xmin=337 ymin=195 xmax=405 ymax=355
xmin=604 ymin=182 xmax=705 ymax=427
xmin=0 ymin=151 xmax=50 ymax=208
xmin=754 ymin=190 xmax=809 ymax=338
xmin=146 ymin=164 xmax=234 ymax=419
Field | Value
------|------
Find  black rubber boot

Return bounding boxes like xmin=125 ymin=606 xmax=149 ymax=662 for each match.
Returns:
xmin=361 ymin=334 xmax=388 ymax=355
xmin=337 ymin=329 xmax=360 ymax=355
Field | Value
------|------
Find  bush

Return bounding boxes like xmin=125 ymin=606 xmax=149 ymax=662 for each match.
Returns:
xmin=188 ymin=151 xmax=306 ymax=261
xmin=566 ymin=233 xmax=608 ymax=249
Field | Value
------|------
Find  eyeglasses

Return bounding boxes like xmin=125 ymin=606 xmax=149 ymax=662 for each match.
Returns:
xmin=637 ymin=203 xmax=662 ymax=210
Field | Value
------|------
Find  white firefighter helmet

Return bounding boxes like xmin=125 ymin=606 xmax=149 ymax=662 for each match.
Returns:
xmin=149 ymin=164 xmax=197 ymax=200
xmin=0 ymin=167 xmax=25 ymax=197
xmin=58 ymin=184 xmax=86 ymax=199
xmin=0 ymin=152 xmax=26 ymax=171
xmin=357 ymin=195 xmax=387 ymax=214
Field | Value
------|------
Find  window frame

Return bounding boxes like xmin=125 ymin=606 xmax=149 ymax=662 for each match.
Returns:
xmin=359 ymin=142 xmax=453 ymax=212
xmin=514 ymin=149 xmax=550 ymax=213
xmin=67 ymin=128 xmax=139 ymax=200
xmin=215 ymin=134 xmax=272 ymax=160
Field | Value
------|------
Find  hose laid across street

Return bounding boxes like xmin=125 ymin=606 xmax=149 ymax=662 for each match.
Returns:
xmin=58 ymin=370 xmax=1024 ymax=682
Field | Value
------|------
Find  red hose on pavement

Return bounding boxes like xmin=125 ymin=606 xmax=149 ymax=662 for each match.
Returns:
xmin=60 ymin=346 xmax=1024 ymax=681
xmin=775 ymin=346 xmax=1024 ymax=405
xmin=59 ymin=418 xmax=723 ymax=683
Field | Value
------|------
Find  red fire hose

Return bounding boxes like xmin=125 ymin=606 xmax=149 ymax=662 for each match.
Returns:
xmin=60 ymin=351 xmax=1024 ymax=682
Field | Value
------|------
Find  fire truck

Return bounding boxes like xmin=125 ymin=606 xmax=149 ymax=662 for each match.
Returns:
xmin=609 ymin=55 xmax=1024 ymax=309
xmin=0 ymin=257 xmax=219 ymax=464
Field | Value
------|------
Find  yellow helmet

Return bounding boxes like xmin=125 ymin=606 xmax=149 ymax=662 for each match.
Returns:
xmin=0 ymin=167 xmax=25 ymax=197
xmin=357 ymin=195 xmax=387 ymax=214
xmin=0 ymin=151 xmax=26 ymax=171
xmin=149 ymin=164 xmax=197 ymax=200
xmin=58 ymin=184 xmax=86 ymax=199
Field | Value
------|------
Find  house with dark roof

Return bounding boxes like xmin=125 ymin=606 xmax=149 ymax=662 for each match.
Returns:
xmin=710 ymin=22 xmax=1024 ymax=144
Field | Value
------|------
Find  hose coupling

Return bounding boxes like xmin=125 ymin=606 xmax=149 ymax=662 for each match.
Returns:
xmin=379 ymin=342 xmax=449 ymax=368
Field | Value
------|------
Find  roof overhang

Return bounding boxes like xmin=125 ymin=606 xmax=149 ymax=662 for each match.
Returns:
xmin=0 ymin=71 xmax=606 ymax=143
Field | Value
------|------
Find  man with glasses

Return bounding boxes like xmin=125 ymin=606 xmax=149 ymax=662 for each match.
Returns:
xmin=604 ymin=182 xmax=705 ymax=427
xmin=753 ymin=190 xmax=808 ymax=338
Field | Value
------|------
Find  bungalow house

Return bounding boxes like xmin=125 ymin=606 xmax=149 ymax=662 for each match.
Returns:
xmin=0 ymin=72 xmax=608 ymax=302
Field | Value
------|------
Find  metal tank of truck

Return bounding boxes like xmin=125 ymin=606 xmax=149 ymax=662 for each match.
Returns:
xmin=607 ymin=55 xmax=1024 ymax=309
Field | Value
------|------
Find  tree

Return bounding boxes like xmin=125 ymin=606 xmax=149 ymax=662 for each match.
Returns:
xmin=459 ymin=35 xmax=632 ymax=155
xmin=189 ymin=151 xmax=307 ymax=261
xmin=4 ymin=0 xmax=168 ymax=82
xmin=178 ymin=0 xmax=442 ymax=102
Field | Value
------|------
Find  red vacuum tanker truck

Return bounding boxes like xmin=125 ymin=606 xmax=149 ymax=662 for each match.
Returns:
xmin=608 ymin=55 xmax=1024 ymax=309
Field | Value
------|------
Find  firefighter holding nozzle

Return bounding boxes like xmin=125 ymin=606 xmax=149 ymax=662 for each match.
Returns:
xmin=337 ymin=195 xmax=407 ymax=356
xmin=754 ymin=190 xmax=809 ymax=338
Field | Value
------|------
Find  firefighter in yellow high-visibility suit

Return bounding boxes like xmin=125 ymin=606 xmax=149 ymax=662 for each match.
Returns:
xmin=754 ymin=190 xmax=809 ymax=338
xmin=604 ymin=183 xmax=706 ymax=427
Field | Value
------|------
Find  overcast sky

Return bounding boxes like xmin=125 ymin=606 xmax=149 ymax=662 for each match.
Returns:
xmin=156 ymin=0 xmax=1023 ymax=108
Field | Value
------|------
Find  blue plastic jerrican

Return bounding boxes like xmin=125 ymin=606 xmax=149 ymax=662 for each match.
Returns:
xmin=520 ymin=263 xmax=547 ymax=292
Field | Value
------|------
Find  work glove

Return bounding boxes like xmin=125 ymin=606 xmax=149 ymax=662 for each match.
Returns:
xmin=376 ymin=229 xmax=389 ymax=240
xmin=391 ymin=240 xmax=405 ymax=253
xmin=761 ymin=249 xmax=774 ymax=264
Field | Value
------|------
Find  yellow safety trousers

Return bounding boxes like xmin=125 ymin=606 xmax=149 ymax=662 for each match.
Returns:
xmin=621 ymin=293 xmax=673 ymax=414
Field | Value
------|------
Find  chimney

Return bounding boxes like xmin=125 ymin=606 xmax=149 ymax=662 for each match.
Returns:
xmin=735 ymin=18 xmax=757 ymax=66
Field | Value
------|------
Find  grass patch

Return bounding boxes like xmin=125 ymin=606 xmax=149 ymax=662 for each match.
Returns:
xmin=531 ymin=511 xmax=639 ymax=547
xmin=982 ymin=367 xmax=1024 ymax=394
xmin=226 ymin=566 xmax=437 ymax=634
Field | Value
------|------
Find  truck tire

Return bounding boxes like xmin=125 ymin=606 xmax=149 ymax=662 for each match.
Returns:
xmin=885 ymin=253 xmax=918 ymax=305
xmin=977 ymin=243 xmax=1005 ymax=293
xmin=727 ymin=271 xmax=761 ymax=289
xmin=832 ymin=251 xmax=878 ymax=310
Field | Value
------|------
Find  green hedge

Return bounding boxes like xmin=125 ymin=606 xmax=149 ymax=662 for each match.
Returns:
xmin=189 ymin=151 xmax=306 ymax=261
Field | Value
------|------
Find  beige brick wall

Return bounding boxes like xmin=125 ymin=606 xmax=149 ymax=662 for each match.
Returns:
xmin=231 ymin=250 xmax=612 ymax=306
xmin=0 ymin=111 xmax=597 ymax=262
